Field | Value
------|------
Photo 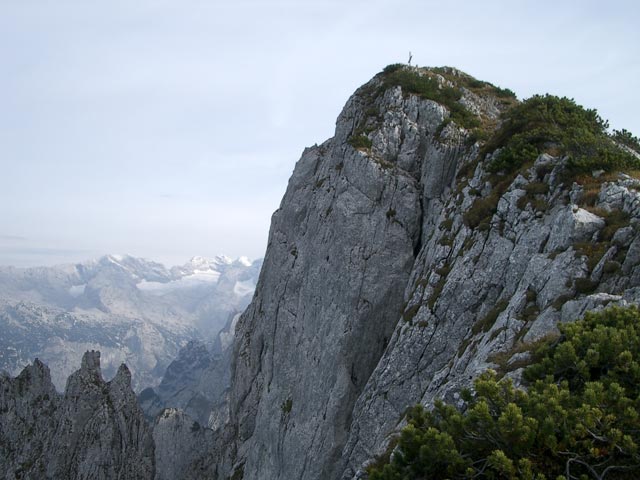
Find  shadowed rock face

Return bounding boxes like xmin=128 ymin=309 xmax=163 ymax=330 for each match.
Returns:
xmin=0 ymin=351 xmax=154 ymax=480
xmin=217 ymin=68 xmax=490 ymax=479
xmin=210 ymin=67 xmax=640 ymax=480
xmin=152 ymin=408 xmax=215 ymax=480
xmin=139 ymin=312 xmax=240 ymax=430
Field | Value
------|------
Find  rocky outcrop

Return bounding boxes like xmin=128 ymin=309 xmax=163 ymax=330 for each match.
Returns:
xmin=0 ymin=359 xmax=59 ymax=479
xmin=152 ymin=409 xmax=215 ymax=480
xmin=0 ymin=351 xmax=154 ymax=479
xmin=214 ymin=67 xmax=640 ymax=480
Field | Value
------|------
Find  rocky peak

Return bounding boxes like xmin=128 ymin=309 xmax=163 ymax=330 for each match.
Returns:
xmin=211 ymin=65 xmax=640 ymax=480
xmin=80 ymin=349 xmax=101 ymax=374
xmin=0 ymin=352 xmax=154 ymax=480
xmin=4 ymin=66 xmax=637 ymax=480
xmin=109 ymin=363 xmax=135 ymax=404
xmin=17 ymin=358 xmax=55 ymax=392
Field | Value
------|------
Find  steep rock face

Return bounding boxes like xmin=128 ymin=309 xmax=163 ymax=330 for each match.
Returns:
xmin=140 ymin=337 xmax=231 ymax=427
xmin=0 ymin=359 xmax=59 ymax=478
xmin=140 ymin=311 xmax=240 ymax=428
xmin=222 ymin=68 xmax=501 ymax=479
xmin=152 ymin=408 xmax=215 ymax=480
xmin=0 ymin=351 xmax=154 ymax=479
xmin=219 ymin=67 xmax=640 ymax=480
xmin=337 ymin=168 xmax=640 ymax=476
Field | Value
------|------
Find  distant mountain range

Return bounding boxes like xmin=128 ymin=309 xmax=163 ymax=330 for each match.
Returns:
xmin=0 ymin=254 xmax=261 ymax=391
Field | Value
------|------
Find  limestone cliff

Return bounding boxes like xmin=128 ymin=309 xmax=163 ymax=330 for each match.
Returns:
xmin=0 ymin=351 xmax=154 ymax=479
xmin=217 ymin=66 xmax=640 ymax=480
xmin=152 ymin=408 xmax=215 ymax=480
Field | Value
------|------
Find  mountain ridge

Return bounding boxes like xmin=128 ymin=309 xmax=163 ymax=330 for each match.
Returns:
xmin=0 ymin=351 xmax=154 ymax=479
xmin=0 ymin=253 xmax=261 ymax=391
xmin=214 ymin=65 xmax=640 ymax=479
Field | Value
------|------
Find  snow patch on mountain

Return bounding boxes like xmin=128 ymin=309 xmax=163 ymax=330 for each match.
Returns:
xmin=0 ymin=254 xmax=262 ymax=392
xmin=137 ymin=271 xmax=221 ymax=293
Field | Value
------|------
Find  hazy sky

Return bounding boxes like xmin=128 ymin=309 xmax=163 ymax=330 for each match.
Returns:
xmin=1 ymin=0 xmax=638 ymax=267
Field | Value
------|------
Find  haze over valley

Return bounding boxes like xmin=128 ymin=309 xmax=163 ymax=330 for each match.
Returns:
xmin=0 ymin=253 xmax=261 ymax=391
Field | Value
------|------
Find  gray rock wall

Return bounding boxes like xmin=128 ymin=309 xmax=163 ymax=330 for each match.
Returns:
xmin=0 ymin=351 xmax=154 ymax=480
xmin=152 ymin=409 xmax=214 ymax=480
xmin=218 ymin=68 xmax=640 ymax=480
xmin=224 ymin=82 xmax=431 ymax=480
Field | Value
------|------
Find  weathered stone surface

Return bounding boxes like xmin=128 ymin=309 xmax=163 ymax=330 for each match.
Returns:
xmin=546 ymin=206 xmax=604 ymax=252
xmin=208 ymin=67 xmax=640 ymax=480
xmin=142 ymin=340 xmax=227 ymax=427
xmin=0 ymin=359 xmax=59 ymax=479
xmin=0 ymin=351 xmax=154 ymax=480
xmin=152 ymin=409 xmax=215 ymax=480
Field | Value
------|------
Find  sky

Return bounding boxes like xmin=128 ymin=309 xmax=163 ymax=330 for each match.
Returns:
xmin=0 ymin=0 xmax=638 ymax=267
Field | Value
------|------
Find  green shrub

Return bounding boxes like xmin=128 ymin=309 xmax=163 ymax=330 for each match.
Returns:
xmin=434 ymin=118 xmax=451 ymax=139
xmin=524 ymin=181 xmax=549 ymax=195
xmin=438 ymin=235 xmax=454 ymax=247
xmin=574 ymin=241 xmax=609 ymax=271
xmin=525 ymin=289 xmax=537 ymax=303
xmin=230 ymin=464 xmax=245 ymax=480
xmin=599 ymin=208 xmax=630 ymax=241
xmin=430 ymin=67 xmax=517 ymax=101
xmin=382 ymin=63 xmax=405 ymax=75
xmin=494 ymin=87 xmax=517 ymax=99
xmin=348 ymin=134 xmax=372 ymax=150
xmin=439 ymin=217 xmax=454 ymax=231
xmin=521 ymin=303 xmax=540 ymax=323
xmin=517 ymin=181 xmax=551 ymax=212
xmin=612 ymin=128 xmax=640 ymax=153
xmin=484 ymin=95 xmax=640 ymax=175
xmin=403 ymin=304 xmax=421 ymax=322
xmin=428 ymin=276 xmax=447 ymax=310
xmin=603 ymin=261 xmax=621 ymax=274
xmin=463 ymin=195 xmax=498 ymax=229
xmin=435 ymin=265 xmax=451 ymax=277
xmin=280 ymin=398 xmax=292 ymax=414
xmin=369 ymin=306 xmax=640 ymax=480
xmin=472 ymin=300 xmax=509 ymax=335
xmin=574 ymin=277 xmax=597 ymax=294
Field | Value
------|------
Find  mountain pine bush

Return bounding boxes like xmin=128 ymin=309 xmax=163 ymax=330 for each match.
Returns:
xmin=369 ymin=306 xmax=640 ymax=480
xmin=485 ymin=95 xmax=640 ymax=175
